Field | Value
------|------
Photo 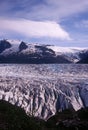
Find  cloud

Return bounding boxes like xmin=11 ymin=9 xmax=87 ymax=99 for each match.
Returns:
xmin=28 ymin=0 xmax=88 ymax=21
xmin=0 ymin=0 xmax=88 ymax=47
xmin=0 ymin=18 xmax=71 ymax=40
xmin=0 ymin=0 xmax=88 ymax=21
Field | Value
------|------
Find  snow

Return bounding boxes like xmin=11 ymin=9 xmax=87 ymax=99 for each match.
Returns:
xmin=0 ymin=39 xmax=87 ymax=56
xmin=1 ymin=39 xmax=21 ymax=55
xmin=47 ymin=46 xmax=85 ymax=62
xmin=47 ymin=46 xmax=86 ymax=53
xmin=1 ymin=40 xmax=42 ymax=55
xmin=6 ymin=39 xmax=21 ymax=45
xmin=46 ymin=46 xmax=88 ymax=63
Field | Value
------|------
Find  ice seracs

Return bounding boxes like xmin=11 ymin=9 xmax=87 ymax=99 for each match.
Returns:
xmin=0 ymin=64 xmax=88 ymax=119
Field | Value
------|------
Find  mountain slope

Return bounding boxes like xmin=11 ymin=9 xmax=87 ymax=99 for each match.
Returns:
xmin=46 ymin=107 xmax=88 ymax=129
xmin=78 ymin=50 xmax=88 ymax=63
xmin=0 ymin=39 xmax=87 ymax=63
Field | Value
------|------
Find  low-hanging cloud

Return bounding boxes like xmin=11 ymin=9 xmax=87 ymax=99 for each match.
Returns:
xmin=0 ymin=18 xmax=71 ymax=40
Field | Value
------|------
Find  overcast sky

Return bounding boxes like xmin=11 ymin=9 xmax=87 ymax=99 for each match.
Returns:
xmin=0 ymin=0 xmax=88 ymax=47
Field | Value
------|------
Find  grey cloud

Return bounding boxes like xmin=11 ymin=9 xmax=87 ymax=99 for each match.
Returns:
xmin=0 ymin=0 xmax=88 ymax=21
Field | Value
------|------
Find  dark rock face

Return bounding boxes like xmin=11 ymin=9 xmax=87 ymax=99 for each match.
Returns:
xmin=35 ymin=45 xmax=55 ymax=57
xmin=78 ymin=57 xmax=88 ymax=63
xmin=19 ymin=41 xmax=28 ymax=51
xmin=78 ymin=51 xmax=88 ymax=63
xmin=3 ymin=55 xmax=71 ymax=64
xmin=0 ymin=40 xmax=11 ymax=53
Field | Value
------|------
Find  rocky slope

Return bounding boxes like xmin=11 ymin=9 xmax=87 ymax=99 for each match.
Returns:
xmin=0 ymin=39 xmax=88 ymax=63
xmin=0 ymin=100 xmax=88 ymax=130
xmin=46 ymin=107 xmax=88 ymax=130
xmin=0 ymin=100 xmax=45 ymax=130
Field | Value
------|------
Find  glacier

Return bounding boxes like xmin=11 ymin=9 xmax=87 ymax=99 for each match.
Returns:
xmin=0 ymin=64 xmax=88 ymax=119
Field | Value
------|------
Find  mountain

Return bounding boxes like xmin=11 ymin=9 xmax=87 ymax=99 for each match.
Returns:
xmin=0 ymin=39 xmax=87 ymax=63
xmin=0 ymin=40 xmax=11 ymax=53
xmin=19 ymin=41 xmax=28 ymax=52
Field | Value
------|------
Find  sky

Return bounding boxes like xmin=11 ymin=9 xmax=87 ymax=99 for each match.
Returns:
xmin=0 ymin=0 xmax=88 ymax=47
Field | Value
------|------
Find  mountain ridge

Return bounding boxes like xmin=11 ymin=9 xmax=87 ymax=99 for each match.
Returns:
xmin=0 ymin=39 xmax=88 ymax=63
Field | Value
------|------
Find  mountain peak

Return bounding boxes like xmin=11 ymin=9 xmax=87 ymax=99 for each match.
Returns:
xmin=19 ymin=41 xmax=28 ymax=51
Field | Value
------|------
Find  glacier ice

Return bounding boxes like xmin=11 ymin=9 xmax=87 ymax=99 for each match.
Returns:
xmin=0 ymin=64 xmax=88 ymax=119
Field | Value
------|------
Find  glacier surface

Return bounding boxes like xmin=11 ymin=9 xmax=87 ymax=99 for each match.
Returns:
xmin=0 ymin=64 xmax=88 ymax=119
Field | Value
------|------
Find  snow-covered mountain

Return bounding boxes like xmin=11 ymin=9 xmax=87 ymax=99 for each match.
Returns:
xmin=0 ymin=39 xmax=88 ymax=63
